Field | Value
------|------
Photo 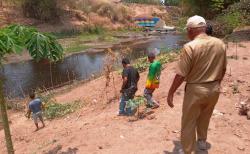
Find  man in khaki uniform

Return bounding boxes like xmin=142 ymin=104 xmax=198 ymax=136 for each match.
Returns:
xmin=167 ymin=15 xmax=227 ymax=154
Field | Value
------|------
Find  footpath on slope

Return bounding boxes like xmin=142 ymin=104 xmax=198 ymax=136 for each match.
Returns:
xmin=0 ymin=41 xmax=250 ymax=154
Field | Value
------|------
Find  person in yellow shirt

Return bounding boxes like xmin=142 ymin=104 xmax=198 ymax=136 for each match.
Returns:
xmin=167 ymin=15 xmax=227 ymax=154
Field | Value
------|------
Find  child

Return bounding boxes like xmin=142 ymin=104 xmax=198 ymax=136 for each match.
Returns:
xmin=26 ymin=92 xmax=45 ymax=131
xmin=144 ymin=52 xmax=161 ymax=109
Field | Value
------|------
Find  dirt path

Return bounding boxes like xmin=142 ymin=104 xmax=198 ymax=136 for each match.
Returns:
xmin=1 ymin=41 xmax=250 ymax=154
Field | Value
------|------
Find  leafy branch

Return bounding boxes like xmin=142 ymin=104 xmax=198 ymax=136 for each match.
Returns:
xmin=0 ymin=24 xmax=64 ymax=63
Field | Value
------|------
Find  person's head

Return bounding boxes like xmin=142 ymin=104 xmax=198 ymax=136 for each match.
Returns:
xmin=29 ymin=92 xmax=35 ymax=99
xmin=206 ymin=23 xmax=213 ymax=36
xmin=186 ymin=15 xmax=207 ymax=40
xmin=148 ymin=52 xmax=156 ymax=63
xmin=122 ymin=58 xmax=130 ymax=68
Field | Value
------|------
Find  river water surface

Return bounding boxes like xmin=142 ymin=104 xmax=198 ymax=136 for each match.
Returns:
xmin=0 ymin=34 xmax=185 ymax=98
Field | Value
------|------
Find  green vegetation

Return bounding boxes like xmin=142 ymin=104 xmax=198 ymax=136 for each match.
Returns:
xmin=64 ymin=44 xmax=90 ymax=53
xmin=123 ymin=0 xmax=161 ymax=5
xmin=215 ymin=12 xmax=242 ymax=35
xmin=175 ymin=16 xmax=189 ymax=32
xmin=0 ymin=25 xmax=63 ymax=62
xmin=134 ymin=50 xmax=179 ymax=72
xmin=213 ymin=0 xmax=250 ymax=36
xmin=126 ymin=96 xmax=146 ymax=111
xmin=165 ymin=0 xmax=181 ymax=6
xmin=36 ymin=91 xmax=82 ymax=119
xmin=44 ymin=100 xmax=82 ymax=119
xmin=182 ymin=0 xmax=240 ymax=18
xmin=57 ymin=27 xmax=140 ymax=53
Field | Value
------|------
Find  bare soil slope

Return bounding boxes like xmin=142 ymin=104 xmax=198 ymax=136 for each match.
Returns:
xmin=0 ymin=1 xmax=173 ymax=32
xmin=0 ymin=41 xmax=250 ymax=154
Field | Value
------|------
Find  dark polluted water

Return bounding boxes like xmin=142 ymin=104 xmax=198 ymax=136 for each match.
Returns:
xmin=0 ymin=34 xmax=185 ymax=98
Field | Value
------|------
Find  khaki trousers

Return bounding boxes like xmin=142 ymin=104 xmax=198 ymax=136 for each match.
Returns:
xmin=181 ymin=81 xmax=220 ymax=154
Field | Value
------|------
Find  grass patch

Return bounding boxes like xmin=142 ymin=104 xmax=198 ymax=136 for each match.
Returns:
xmin=58 ymin=30 xmax=127 ymax=53
xmin=64 ymin=44 xmax=90 ymax=53
xmin=98 ymin=35 xmax=118 ymax=43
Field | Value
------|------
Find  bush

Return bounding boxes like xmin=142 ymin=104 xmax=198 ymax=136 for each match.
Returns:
xmin=213 ymin=0 xmax=250 ymax=36
xmin=216 ymin=11 xmax=242 ymax=34
xmin=22 ymin=0 xmax=60 ymax=22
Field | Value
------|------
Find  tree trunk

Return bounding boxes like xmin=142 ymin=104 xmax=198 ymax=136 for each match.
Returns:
xmin=0 ymin=79 xmax=14 ymax=154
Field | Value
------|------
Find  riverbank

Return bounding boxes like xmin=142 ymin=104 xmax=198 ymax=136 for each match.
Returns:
xmin=3 ymin=30 xmax=182 ymax=65
xmin=1 ymin=40 xmax=250 ymax=154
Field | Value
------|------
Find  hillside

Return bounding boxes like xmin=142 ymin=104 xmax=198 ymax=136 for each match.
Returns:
xmin=0 ymin=1 xmax=178 ymax=32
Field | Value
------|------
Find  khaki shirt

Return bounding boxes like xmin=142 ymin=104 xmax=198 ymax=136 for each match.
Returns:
xmin=176 ymin=33 xmax=227 ymax=83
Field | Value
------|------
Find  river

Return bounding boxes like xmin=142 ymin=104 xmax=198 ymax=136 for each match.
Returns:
xmin=0 ymin=33 xmax=185 ymax=98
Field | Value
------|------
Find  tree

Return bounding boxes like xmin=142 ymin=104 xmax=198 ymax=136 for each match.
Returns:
xmin=0 ymin=24 xmax=64 ymax=153
xmin=0 ymin=79 xmax=14 ymax=154
xmin=182 ymin=0 xmax=240 ymax=18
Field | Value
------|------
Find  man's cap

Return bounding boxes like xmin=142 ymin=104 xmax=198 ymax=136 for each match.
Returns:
xmin=122 ymin=57 xmax=130 ymax=64
xmin=186 ymin=15 xmax=206 ymax=29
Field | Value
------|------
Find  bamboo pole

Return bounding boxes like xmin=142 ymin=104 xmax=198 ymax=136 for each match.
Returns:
xmin=0 ymin=79 xmax=14 ymax=154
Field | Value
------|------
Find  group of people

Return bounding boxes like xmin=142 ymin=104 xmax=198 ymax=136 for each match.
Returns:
xmin=118 ymin=15 xmax=227 ymax=153
xmin=119 ymin=52 xmax=162 ymax=115
xmin=26 ymin=15 xmax=227 ymax=154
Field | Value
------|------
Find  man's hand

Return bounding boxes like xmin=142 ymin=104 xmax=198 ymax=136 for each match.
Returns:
xmin=26 ymin=109 xmax=31 ymax=119
xmin=167 ymin=74 xmax=185 ymax=108
xmin=167 ymin=93 xmax=174 ymax=108
xmin=25 ymin=112 xmax=30 ymax=119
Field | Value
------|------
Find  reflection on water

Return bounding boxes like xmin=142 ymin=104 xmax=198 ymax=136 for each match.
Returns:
xmin=0 ymin=34 xmax=185 ymax=98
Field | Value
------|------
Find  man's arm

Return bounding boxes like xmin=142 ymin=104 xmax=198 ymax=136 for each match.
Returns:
xmin=121 ymin=77 xmax=128 ymax=92
xmin=167 ymin=74 xmax=185 ymax=108
xmin=26 ymin=108 xmax=31 ymax=119
xmin=136 ymin=71 xmax=140 ymax=83
xmin=41 ymin=102 xmax=45 ymax=111
xmin=220 ymin=50 xmax=227 ymax=83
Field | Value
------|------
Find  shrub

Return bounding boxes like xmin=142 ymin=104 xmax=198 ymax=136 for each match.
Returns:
xmin=213 ymin=0 xmax=250 ymax=36
xmin=216 ymin=11 xmax=242 ymax=34
xmin=22 ymin=0 xmax=60 ymax=22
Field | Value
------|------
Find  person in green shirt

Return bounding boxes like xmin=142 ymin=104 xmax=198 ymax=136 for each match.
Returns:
xmin=144 ymin=52 xmax=161 ymax=108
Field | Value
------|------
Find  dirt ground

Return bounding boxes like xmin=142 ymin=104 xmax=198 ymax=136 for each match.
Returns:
xmin=1 ymin=41 xmax=250 ymax=154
